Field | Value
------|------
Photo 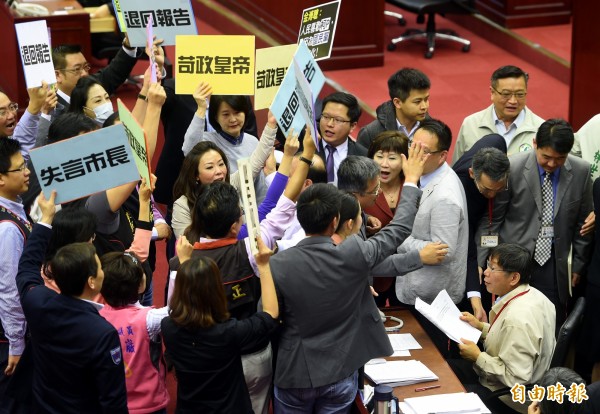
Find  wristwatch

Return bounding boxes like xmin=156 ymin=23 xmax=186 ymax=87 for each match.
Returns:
xmin=299 ymin=156 xmax=313 ymax=166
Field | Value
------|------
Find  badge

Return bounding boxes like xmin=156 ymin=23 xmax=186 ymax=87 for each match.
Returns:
xmin=481 ymin=234 xmax=499 ymax=247
xmin=110 ymin=346 xmax=122 ymax=365
xmin=519 ymin=143 xmax=532 ymax=152
xmin=540 ymin=226 xmax=554 ymax=238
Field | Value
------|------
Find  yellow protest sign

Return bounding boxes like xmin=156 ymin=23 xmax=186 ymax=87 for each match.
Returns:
xmin=175 ymin=35 xmax=255 ymax=95
xmin=117 ymin=99 xmax=151 ymax=184
xmin=254 ymin=44 xmax=296 ymax=110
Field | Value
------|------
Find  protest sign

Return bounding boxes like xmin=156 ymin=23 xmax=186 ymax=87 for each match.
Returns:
xmin=116 ymin=0 xmax=197 ymax=47
xmin=15 ymin=20 xmax=57 ymax=88
xmin=29 ymin=124 xmax=140 ymax=204
xmin=176 ymin=35 xmax=255 ymax=95
xmin=254 ymin=44 xmax=296 ymax=110
xmin=292 ymin=58 xmax=317 ymax=146
xmin=117 ymin=99 xmax=151 ymax=184
xmin=297 ymin=0 xmax=341 ymax=60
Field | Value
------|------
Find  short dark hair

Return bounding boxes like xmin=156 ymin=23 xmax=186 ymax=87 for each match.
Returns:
xmin=417 ymin=118 xmax=452 ymax=151
xmin=50 ymin=243 xmax=98 ymax=297
xmin=208 ymin=95 xmax=250 ymax=134
xmin=52 ymin=44 xmax=82 ymax=70
xmin=539 ymin=368 xmax=585 ymax=414
xmin=188 ymin=181 xmax=241 ymax=241
xmin=169 ymin=256 xmax=230 ymax=329
xmin=321 ymin=92 xmax=361 ymax=123
xmin=44 ymin=207 xmax=96 ymax=276
xmin=338 ymin=156 xmax=380 ymax=193
xmin=536 ymin=118 xmax=574 ymax=154
xmin=101 ymin=252 xmax=144 ymax=307
xmin=471 ymin=147 xmax=510 ymax=182
xmin=335 ymin=193 xmax=360 ymax=233
xmin=48 ymin=113 xmax=98 ymax=144
xmin=297 ymin=183 xmax=341 ymax=234
xmin=368 ymin=130 xmax=409 ymax=159
xmin=388 ymin=68 xmax=431 ymax=101
xmin=68 ymin=76 xmax=103 ymax=115
xmin=0 ymin=138 xmax=22 ymax=173
xmin=491 ymin=65 xmax=529 ymax=89
xmin=173 ymin=141 xmax=230 ymax=211
xmin=489 ymin=243 xmax=532 ymax=284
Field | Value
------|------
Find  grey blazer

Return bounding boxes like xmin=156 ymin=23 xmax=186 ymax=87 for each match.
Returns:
xmin=270 ymin=185 xmax=421 ymax=389
xmin=479 ymin=151 xmax=593 ymax=304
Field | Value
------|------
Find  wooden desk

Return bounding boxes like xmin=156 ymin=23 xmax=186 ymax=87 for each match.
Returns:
xmin=0 ymin=0 xmax=91 ymax=109
xmin=382 ymin=309 xmax=465 ymax=400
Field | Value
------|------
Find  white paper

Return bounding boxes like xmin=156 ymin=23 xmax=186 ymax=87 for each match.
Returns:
xmin=391 ymin=350 xmax=411 ymax=357
xmin=364 ymin=360 xmax=438 ymax=387
xmin=388 ymin=333 xmax=422 ymax=351
xmin=402 ymin=392 xmax=491 ymax=414
xmin=415 ymin=290 xmax=482 ymax=344
xmin=15 ymin=20 xmax=57 ymax=88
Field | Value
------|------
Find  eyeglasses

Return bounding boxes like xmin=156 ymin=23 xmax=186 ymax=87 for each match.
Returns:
xmin=361 ymin=180 xmax=381 ymax=196
xmin=60 ymin=63 xmax=91 ymax=75
xmin=474 ymin=176 xmax=509 ymax=196
xmin=486 ymin=260 xmax=515 ymax=274
xmin=0 ymin=103 xmax=18 ymax=118
xmin=320 ymin=114 xmax=352 ymax=126
xmin=492 ymin=87 xmax=527 ymax=100
xmin=2 ymin=162 xmax=28 ymax=174
xmin=423 ymin=148 xmax=444 ymax=155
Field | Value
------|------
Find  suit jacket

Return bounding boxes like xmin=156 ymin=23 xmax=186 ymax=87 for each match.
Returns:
xmin=396 ymin=163 xmax=469 ymax=305
xmin=16 ymin=224 xmax=127 ymax=413
xmin=269 ymin=185 xmax=421 ymax=389
xmin=453 ymin=104 xmax=544 ymax=163
xmin=316 ymin=137 xmax=368 ymax=163
xmin=480 ymin=151 xmax=594 ymax=304
xmin=453 ymin=134 xmax=507 ymax=293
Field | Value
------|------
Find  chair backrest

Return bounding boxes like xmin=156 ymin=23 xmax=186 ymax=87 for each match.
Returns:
xmin=550 ymin=297 xmax=585 ymax=368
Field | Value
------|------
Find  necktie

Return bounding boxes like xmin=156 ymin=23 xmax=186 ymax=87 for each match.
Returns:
xmin=326 ymin=144 xmax=336 ymax=183
xmin=534 ymin=172 xmax=553 ymax=265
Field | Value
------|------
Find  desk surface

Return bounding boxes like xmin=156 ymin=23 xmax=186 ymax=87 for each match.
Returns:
xmin=382 ymin=309 xmax=465 ymax=400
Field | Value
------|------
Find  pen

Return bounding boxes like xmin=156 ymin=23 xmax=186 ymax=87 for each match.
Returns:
xmin=415 ymin=385 xmax=441 ymax=392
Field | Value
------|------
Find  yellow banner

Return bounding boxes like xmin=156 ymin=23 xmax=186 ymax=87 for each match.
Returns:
xmin=254 ymin=44 xmax=296 ymax=110
xmin=175 ymin=35 xmax=255 ymax=95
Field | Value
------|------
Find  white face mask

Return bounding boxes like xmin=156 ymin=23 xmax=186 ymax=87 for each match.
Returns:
xmin=91 ymin=102 xmax=114 ymax=125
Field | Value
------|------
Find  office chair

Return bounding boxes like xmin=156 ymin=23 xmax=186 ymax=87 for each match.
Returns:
xmin=483 ymin=297 xmax=586 ymax=404
xmin=386 ymin=0 xmax=472 ymax=59
xmin=385 ymin=0 xmax=406 ymax=26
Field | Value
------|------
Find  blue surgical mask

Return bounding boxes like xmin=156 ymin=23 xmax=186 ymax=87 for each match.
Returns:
xmin=91 ymin=102 xmax=114 ymax=125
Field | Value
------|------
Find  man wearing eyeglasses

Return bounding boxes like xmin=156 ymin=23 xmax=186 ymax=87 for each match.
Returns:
xmin=0 ymin=139 xmax=32 ymax=412
xmin=394 ymin=119 xmax=469 ymax=357
xmin=316 ymin=92 xmax=367 ymax=186
xmin=452 ymin=65 xmax=545 ymax=163
xmin=453 ymin=134 xmax=509 ymax=323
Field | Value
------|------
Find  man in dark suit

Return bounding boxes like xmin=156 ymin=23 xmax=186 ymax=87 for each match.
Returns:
xmin=270 ymin=143 xmax=426 ymax=412
xmin=479 ymin=119 xmax=594 ymax=332
xmin=316 ymin=92 xmax=367 ymax=185
xmin=16 ymin=192 xmax=128 ymax=413
xmin=453 ymin=134 xmax=509 ymax=322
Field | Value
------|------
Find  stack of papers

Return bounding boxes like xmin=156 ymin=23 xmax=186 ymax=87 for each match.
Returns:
xmin=400 ymin=392 xmax=491 ymax=414
xmin=415 ymin=290 xmax=482 ymax=344
xmin=388 ymin=333 xmax=422 ymax=357
xmin=364 ymin=360 xmax=438 ymax=387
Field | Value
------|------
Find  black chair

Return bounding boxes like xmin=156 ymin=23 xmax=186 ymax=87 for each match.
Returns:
xmin=386 ymin=0 xmax=473 ymax=59
xmin=384 ymin=1 xmax=406 ymax=26
xmin=483 ymin=297 xmax=586 ymax=404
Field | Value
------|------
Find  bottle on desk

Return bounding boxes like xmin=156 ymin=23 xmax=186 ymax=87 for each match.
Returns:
xmin=373 ymin=385 xmax=400 ymax=414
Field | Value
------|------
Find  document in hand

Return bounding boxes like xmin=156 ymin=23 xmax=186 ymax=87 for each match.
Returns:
xmin=414 ymin=290 xmax=482 ymax=344
xmin=400 ymin=392 xmax=491 ymax=414
xmin=364 ymin=360 xmax=438 ymax=387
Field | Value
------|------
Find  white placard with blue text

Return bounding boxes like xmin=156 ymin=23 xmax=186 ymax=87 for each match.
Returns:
xmin=292 ymin=58 xmax=317 ymax=146
xmin=270 ymin=41 xmax=325 ymax=138
xmin=115 ymin=0 xmax=198 ymax=47
xmin=15 ymin=20 xmax=57 ymax=88
xmin=29 ymin=124 xmax=140 ymax=204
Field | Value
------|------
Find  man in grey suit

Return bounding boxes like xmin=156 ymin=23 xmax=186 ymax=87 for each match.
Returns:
xmin=479 ymin=118 xmax=593 ymax=332
xmin=270 ymin=144 xmax=426 ymax=413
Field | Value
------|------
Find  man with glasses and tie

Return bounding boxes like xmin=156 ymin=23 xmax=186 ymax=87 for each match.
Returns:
xmin=395 ymin=118 xmax=469 ymax=357
xmin=316 ymin=92 xmax=367 ymax=186
xmin=452 ymin=65 xmax=545 ymax=163
xmin=478 ymin=119 xmax=593 ymax=334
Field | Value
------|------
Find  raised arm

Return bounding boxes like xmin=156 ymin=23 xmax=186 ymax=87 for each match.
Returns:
xmin=125 ymin=175 xmax=155 ymax=261
xmin=254 ymin=237 xmax=277 ymax=319
xmin=182 ymin=82 xmax=212 ymax=156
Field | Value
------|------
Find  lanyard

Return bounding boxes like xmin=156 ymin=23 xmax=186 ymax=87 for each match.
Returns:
xmin=0 ymin=205 xmax=32 ymax=233
xmin=490 ymin=289 xmax=530 ymax=329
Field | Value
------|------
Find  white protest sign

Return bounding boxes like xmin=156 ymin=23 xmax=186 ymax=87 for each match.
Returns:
xmin=292 ymin=58 xmax=317 ymax=146
xmin=15 ymin=20 xmax=57 ymax=88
